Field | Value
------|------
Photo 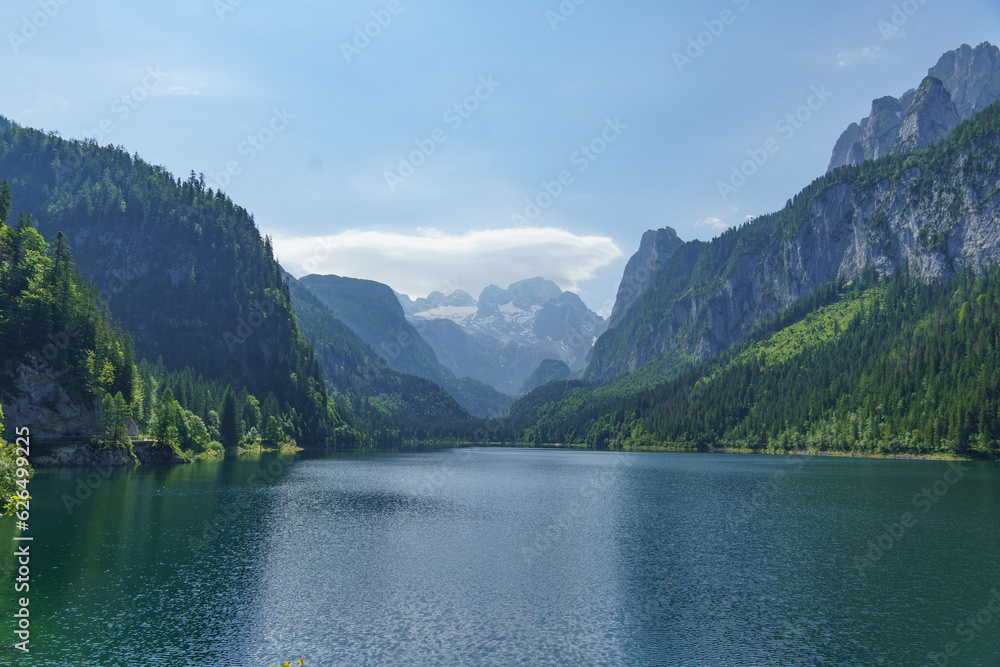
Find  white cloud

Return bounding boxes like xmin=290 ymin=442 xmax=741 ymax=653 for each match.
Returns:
xmin=270 ymin=226 xmax=624 ymax=299
xmin=837 ymin=46 xmax=882 ymax=67
xmin=695 ymin=217 xmax=729 ymax=233
xmin=149 ymin=71 xmax=215 ymax=98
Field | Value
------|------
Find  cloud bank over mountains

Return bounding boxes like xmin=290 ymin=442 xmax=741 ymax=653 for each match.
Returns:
xmin=272 ymin=226 xmax=623 ymax=304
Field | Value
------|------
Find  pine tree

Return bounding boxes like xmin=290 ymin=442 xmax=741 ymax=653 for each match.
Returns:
xmin=153 ymin=387 xmax=179 ymax=449
xmin=219 ymin=389 xmax=240 ymax=450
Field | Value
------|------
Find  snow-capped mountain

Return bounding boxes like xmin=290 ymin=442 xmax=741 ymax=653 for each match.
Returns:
xmin=398 ymin=278 xmax=607 ymax=395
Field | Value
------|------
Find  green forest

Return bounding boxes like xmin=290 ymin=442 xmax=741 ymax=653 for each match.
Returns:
xmin=510 ymin=268 xmax=1000 ymax=458
xmin=2 ymin=101 xmax=1000 ymax=466
xmin=0 ymin=118 xmax=486 ymax=451
xmin=0 ymin=176 xmax=354 ymax=460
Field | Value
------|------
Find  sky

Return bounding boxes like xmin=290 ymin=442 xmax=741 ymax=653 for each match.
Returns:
xmin=1 ymin=0 xmax=998 ymax=314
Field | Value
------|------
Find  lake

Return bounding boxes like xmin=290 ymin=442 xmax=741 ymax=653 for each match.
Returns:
xmin=2 ymin=448 xmax=999 ymax=666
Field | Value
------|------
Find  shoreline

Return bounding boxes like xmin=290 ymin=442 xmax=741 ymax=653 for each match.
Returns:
xmin=507 ymin=442 xmax=978 ymax=461
xmin=28 ymin=439 xmax=986 ymax=468
xmin=621 ymin=445 xmax=972 ymax=461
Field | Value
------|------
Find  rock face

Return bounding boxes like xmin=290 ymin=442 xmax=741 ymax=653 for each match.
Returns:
xmin=609 ymin=227 xmax=685 ymax=326
xmin=591 ymin=102 xmax=1000 ymax=380
xmin=301 ymin=274 xmax=436 ymax=371
xmin=1 ymin=362 xmax=99 ymax=438
xmin=828 ymin=42 xmax=1000 ymax=171
xmin=929 ymin=41 xmax=1000 ymax=119
xmin=857 ymin=95 xmax=907 ymax=164
xmin=32 ymin=441 xmax=188 ymax=467
xmin=893 ymin=77 xmax=961 ymax=154
xmin=32 ymin=445 xmax=135 ymax=468
xmin=828 ymin=122 xmax=863 ymax=173
xmin=399 ymin=278 xmax=607 ymax=395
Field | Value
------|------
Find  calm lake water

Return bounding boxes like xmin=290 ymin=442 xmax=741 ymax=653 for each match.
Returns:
xmin=2 ymin=448 xmax=999 ymax=666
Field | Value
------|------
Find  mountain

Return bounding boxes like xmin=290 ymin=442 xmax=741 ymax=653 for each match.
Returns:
xmin=0 ymin=191 xmax=130 ymax=440
xmin=510 ymin=45 xmax=1000 ymax=457
xmin=398 ymin=278 xmax=607 ymax=395
xmin=512 ymin=268 xmax=1000 ymax=459
xmin=929 ymin=41 xmax=1000 ymax=119
xmin=519 ymin=359 xmax=572 ymax=395
xmin=0 ymin=121 xmax=340 ymax=448
xmin=299 ymin=274 xmax=511 ymax=417
xmin=892 ymin=76 xmax=961 ymax=155
xmin=608 ymin=227 xmax=685 ymax=327
xmin=828 ymin=42 xmax=999 ymax=171
xmin=301 ymin=274 xmax=446 ymax=381
xmin=398 ymin=289 xmax=477 ymax=315
xmin=589 ymin=97 xmax=1000 ymax=381
xmin=286 ymin=276 xmax=478 ymax=445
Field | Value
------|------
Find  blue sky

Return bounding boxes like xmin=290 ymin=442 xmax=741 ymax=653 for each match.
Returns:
xmin=2 ymin=0 xmax=998 ymax=313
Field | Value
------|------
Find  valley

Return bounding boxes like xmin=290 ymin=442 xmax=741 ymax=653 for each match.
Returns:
xmin=1 ymin=11 xmax=999 ymax=665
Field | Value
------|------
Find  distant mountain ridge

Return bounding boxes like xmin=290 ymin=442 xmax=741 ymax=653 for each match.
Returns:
xmin=299 ymin=274 xmax=511 ymax=417
xmin=397 ymin=278 xmax=607 ymax=395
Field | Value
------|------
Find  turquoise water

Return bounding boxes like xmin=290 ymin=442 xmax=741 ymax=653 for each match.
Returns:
xmin=2 ymin=449 xmax=999 ymax=665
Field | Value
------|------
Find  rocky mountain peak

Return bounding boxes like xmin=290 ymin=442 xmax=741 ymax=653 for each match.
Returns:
xmin=478 ymin=278 xmax=564 ymax=313
xmin=609 ymin=226 xmax=685 ymax=326
xmin=862 ymin=95 xmax=906 ymax=160
xmin=419 ymin=289 xmax=476 ymax=310
xmin=532 ymin=291 xmax=606 ymax=346
xmin=928 ymin=41 xmax=1000 ymax=119
xmin=398 ymin=277 xmax=606 ymax=393
xmin=893 ymin=76 xmax=961 ymax=155
xmin=828 ymin=42 xmax=1000 ymax=172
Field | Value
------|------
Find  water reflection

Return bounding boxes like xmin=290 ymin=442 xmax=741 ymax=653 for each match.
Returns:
xmin=4 ymin=451 xmax=999 ymax=666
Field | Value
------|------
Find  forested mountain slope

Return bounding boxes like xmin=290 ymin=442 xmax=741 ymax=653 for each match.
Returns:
xmin=514 ymin=269 xmax=1000 ymax=459
xmin=286 ymin=275 xmax=484 ymax=446
xmin=0 ymin=180 xmax=134 ymax=438
xmin=0 ymin=120 xmax=339 ymax=446
xmin=589 ymin=100 xmax=1000 ymax=381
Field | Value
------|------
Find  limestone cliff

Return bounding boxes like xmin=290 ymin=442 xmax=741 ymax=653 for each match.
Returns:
xmin=828 ymin=42 xmax=999 ymax=171
xmin=590 ymin=102 xmax=1000 ymax=379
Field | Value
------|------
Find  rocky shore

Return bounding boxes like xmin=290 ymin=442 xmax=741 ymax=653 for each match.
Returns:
xmin=32 ymin=440 xmax=190 ymax=467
